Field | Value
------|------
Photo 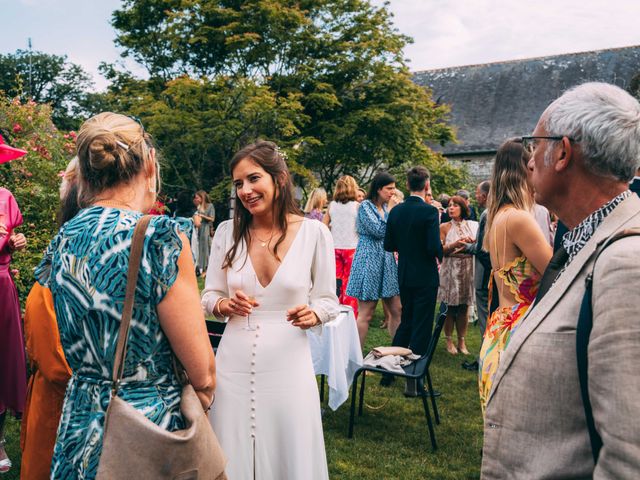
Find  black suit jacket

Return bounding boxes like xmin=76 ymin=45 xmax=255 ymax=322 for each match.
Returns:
xmin=384 ymin=196 xmax=442 ymax=288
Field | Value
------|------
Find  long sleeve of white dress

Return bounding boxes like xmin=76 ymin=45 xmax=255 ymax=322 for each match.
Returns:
xmin=201 ymin=220 xmax=232 ymax=315
xmin=309 ymin=222 xmax=340 ymax=325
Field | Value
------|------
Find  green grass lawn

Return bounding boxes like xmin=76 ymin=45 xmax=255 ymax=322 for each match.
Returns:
xmin=3 ymin=303 xmax=483 ymax=479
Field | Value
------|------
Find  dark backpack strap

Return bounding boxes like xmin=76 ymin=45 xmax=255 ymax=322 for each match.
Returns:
xmin=577 ymin=228 xmax=640 ymax=463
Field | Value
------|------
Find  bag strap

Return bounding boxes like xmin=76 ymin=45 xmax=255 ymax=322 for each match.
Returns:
xmin=111 ymin=215 xmax=153 ymax=394
xmin=577 ymin=227 xmax=640 ymax=463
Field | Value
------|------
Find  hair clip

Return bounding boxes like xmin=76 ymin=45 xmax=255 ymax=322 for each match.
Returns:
xmin=116 ymin=140 xmax=130 ymax=151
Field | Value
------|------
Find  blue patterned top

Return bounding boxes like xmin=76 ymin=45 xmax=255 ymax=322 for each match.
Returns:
xmin=346 ymin=200 xmax=399 ymax=301
xmin=35 ymin=207 xmax=191 ymax=480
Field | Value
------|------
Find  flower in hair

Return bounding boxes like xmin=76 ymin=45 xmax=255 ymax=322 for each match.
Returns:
xmin=275 ymin=145 xmax=288 ymax=161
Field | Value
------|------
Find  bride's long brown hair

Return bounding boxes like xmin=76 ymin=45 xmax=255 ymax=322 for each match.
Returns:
xmin=223 ymin=140 xmax=302 ymax=269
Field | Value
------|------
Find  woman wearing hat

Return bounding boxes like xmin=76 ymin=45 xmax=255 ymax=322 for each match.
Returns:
xmin=0 ymin=135 xmax=28 ymax=474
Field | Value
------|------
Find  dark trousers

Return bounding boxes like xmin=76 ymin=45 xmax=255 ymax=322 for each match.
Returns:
xmin=392 ymin=285 xmax=438 ymax=356
xmin=475 ymin=286 xmax=489 ymax=337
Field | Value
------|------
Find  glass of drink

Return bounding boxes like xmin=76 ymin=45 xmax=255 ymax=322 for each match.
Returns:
xmin=241 ymin=272 xmax=257 ymax=331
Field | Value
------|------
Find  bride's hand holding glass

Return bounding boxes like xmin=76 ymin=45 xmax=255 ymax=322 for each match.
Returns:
xmin=222 ymin=291 xmax=258 ymax=318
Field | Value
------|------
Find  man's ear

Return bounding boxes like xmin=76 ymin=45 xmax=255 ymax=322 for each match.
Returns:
xmin=554 ymin=137 xmax=573 ymax=173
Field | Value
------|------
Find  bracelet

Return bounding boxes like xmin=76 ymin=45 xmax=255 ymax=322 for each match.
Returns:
xmin=205 ymin=392 xmax=216 ymax=412
xmin=213 ymin=297 xmax=225 ymax=318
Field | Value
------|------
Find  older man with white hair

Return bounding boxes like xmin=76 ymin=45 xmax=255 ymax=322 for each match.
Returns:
xmin=481 ymin=82 xmax=640 ymax=479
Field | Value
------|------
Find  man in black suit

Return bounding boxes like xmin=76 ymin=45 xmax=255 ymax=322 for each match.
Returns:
xmin=383 ymin=166 xmax=443 ymax=393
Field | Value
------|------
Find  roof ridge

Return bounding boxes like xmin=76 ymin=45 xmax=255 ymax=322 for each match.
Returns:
xmin=411 ymin=44 xmax=640 ymax=74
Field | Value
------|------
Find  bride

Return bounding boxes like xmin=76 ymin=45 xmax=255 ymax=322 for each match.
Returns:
xmin=202 ymin=140 xmax=339 ymax=480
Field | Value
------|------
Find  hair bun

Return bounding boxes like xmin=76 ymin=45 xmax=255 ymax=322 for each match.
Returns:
xmin=88 ymin=132 xmax=123 ymax=171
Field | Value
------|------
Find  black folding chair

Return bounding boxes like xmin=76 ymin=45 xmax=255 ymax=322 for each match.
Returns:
xmin=347 ymin=305 xmax=447 ymax=451
xmin=206 ymin=319 xmax=227 ymax=352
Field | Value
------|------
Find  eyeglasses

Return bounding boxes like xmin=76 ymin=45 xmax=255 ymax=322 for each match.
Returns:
xmin=520 ymin=136 xmax=574 ymax=154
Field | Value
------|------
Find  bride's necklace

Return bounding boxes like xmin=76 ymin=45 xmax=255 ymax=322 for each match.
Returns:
xmin=252 ymin=229 xmax=275 ymax=248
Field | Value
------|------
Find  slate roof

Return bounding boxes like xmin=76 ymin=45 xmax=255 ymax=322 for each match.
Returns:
xmin=412 ymin=45 xmax=640 ymax=155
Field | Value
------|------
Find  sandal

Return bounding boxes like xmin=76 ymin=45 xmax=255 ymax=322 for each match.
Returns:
xmin=458 ymin=337 xmax=470 ymax=355
xmin=445 ymin=336 xmax=458 ymax=355
xmin=0 ymin=439 xmax=11 ymax=474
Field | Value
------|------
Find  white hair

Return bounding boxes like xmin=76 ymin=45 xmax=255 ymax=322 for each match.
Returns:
xmin=544 ymin=82 xmax=640 ymax=181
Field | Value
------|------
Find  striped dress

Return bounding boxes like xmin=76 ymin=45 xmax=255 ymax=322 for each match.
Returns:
xmin=35 ymin=207 xmax=191 ymax=479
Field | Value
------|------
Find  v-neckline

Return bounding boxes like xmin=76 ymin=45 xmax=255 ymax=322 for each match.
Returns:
xmin=247 ymin=219 xmax=306 ymax=290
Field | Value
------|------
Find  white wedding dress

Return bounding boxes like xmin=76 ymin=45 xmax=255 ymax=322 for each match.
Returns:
xmin=202 ymin=218 xmax=339 ymax=480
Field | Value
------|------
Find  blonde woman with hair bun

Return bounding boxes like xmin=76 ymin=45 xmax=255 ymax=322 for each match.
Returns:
xmin=323 ymin=175 xmax=360 ymax=316
xmin=34 ymin=112 xmax=216 ymax=479
xmin=478 ymin=138 xmax=552 ymax=414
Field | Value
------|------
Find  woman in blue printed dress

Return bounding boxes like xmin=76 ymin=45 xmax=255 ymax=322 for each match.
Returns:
xmin=346 ymin=171 xmax=402 ymax=347
xmin=35 ymin=113 xmax=216 ymax=479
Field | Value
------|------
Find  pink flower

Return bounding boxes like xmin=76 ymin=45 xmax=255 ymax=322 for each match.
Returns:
xmin=12 ymin=123 xmax=22 ymax=134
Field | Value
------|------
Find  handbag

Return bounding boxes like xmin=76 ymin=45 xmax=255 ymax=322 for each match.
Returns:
xmin=96 ymin=215 xmax=226 ymax=480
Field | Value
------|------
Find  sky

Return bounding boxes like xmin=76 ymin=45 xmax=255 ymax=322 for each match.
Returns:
xmin=2 ymin=0 xmax=640 ymax=90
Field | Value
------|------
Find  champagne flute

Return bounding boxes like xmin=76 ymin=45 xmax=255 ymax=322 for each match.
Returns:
xmin=241 ymin=271 xmax=257 ymax=331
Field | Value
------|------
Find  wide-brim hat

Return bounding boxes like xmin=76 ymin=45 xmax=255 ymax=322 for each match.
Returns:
xmin=0 ymin=134 xmax=28 ymax=164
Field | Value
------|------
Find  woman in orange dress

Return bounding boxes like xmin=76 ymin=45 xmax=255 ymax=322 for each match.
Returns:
xmin=478 ymin=139 xmax=553 ymax=414
xmin=20 ymin=160 xmax=78 ymax=480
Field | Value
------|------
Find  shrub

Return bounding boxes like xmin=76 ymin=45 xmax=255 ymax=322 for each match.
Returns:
xmin=0 ymin=96 xmax=73 ymax=300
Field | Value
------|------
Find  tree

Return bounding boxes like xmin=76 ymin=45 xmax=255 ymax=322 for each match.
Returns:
xmin=111 ymin=0 xmax=464 ymax=197
xmin=0 ymin=50 xmax=94 ymax=130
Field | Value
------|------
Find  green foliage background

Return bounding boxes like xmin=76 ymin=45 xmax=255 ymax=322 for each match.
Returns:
xmin=0 ymin=97 xmax=73 ymax=298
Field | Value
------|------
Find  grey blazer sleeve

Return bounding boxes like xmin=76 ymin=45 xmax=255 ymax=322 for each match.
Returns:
xmin=590 ymin=237 xmax=640 ymax=478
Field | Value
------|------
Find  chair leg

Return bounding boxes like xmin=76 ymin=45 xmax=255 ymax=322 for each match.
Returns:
xmin=425 ymin=369 xmax=439 ymax=425
xmin=358 ymin=371 xmax=367 ymax=416
xmin=348 ymin=372 xmax=361 ymax=438
xmin=420 ymin=390 xmax=438 ymax=451
xmin=319 ymin=374 xmax=325 ymax=403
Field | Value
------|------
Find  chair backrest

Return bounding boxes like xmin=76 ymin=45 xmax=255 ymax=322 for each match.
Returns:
xmin=425 ymin=306 xmax=447 ymax=369
xmin=206 ymin=320 xmax=227 ymax=350
xmin=404 ymin=305 xmax=447 ymax=376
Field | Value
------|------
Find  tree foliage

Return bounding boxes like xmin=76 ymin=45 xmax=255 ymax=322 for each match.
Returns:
xmin=0 ymin=50 xmax=94 ymax=130
xmin=0 ymin=97 xmax=74 ymax=297
xmin=110 ymin=0 xmax=463 ymax=199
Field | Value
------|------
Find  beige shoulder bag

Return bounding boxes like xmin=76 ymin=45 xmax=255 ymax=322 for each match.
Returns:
xmin=97 ymin=215 xmax=226 ymax=480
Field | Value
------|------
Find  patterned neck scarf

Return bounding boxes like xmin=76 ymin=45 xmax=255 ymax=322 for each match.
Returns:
xmin=562 ymin=190 xmax=631 ymax=266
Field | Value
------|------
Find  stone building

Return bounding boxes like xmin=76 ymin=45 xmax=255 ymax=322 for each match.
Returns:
xmin=412 ymin=45 xmax=640 ymax=183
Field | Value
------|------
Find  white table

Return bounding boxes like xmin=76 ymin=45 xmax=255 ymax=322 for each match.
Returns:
xmin=308 ymin=306 xmax=363 ymax=410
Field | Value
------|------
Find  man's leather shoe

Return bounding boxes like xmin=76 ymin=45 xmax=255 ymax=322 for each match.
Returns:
xmin=462 ymin=360 xmax=479 ymax=372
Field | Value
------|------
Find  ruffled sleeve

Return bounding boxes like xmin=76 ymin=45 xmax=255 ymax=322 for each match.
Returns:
xmin=356 ymin=200 xmax=387 ymax=239
xmin=147 ymin=215 xmax=184 ymax=305
xmin=34 ymin=231 xmax=63 ymax=288
xmin=309 ymin=221 xmax=340 ymax=326
xmin=201 ymin=220 xmax=232 ymax=315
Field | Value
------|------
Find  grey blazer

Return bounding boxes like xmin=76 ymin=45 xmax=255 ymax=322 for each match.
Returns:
xmin=481 ymin=194 xmax=640 ymax=479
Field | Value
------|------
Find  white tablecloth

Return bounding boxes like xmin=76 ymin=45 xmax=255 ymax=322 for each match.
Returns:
xmin=308 ymin=306 xmax=364 ymax=410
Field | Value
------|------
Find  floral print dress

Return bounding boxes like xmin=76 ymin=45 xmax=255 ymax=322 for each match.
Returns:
xmin=478 ymin=256 xmax=541 ymax=413
xmin=35 ymin=207 xmax=191 ymax=479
